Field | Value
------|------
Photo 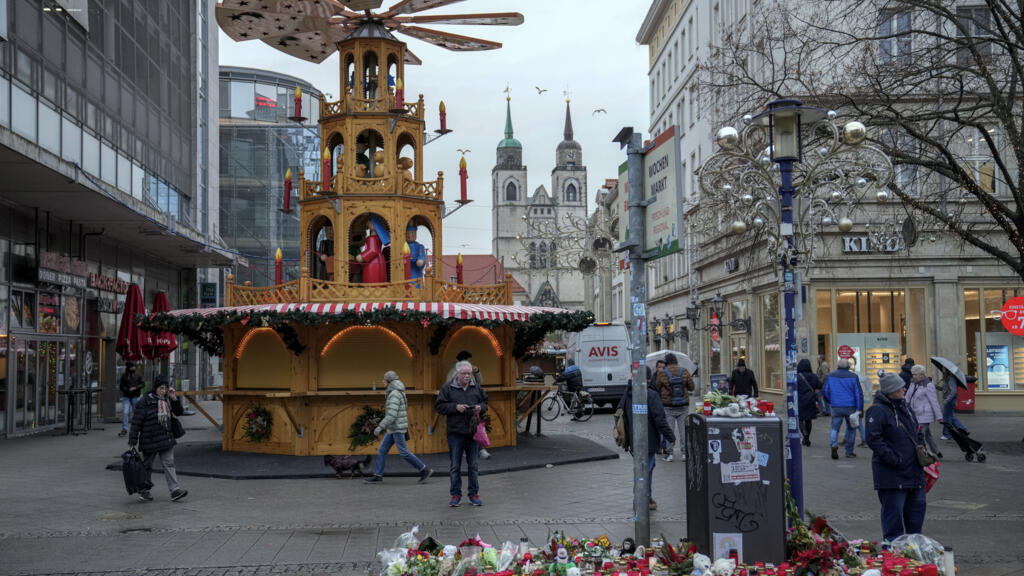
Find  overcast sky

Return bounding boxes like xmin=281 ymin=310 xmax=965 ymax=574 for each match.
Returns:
xmin=218 ymin=1 xmax=651 ymax=255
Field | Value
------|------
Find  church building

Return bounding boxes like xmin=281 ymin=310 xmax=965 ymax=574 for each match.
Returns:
xmin=491 ymin=97 xmax=588 ymax=309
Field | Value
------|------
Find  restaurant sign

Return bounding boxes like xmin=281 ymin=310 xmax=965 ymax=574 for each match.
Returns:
xmin=89 ymin=273 xmax=129 ymax=294
xmin=38 ymin=251 xmax=88 ymax=289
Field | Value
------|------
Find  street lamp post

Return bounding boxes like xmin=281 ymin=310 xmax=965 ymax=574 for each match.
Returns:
xmin=698 ymin=99 xmax=893 ymax=518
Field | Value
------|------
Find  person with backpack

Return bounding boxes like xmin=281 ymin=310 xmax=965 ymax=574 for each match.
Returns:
xmin=618 ymin=377 xmax=675 ymax=511
xmin=365 ymin=370 xmax=433 ymax=484
xmin=655 ymin=353 xmax=694 ymax=462
xmin=796 ymin=358 xmax=821 ymax=446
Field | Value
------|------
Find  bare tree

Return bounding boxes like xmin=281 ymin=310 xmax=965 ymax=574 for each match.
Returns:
xmin=700 ymin=0 xmax=1024 ymax=279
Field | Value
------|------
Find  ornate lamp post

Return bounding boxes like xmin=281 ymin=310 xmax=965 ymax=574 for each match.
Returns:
xmin=698 ymin=99 xmax=893 ymax=517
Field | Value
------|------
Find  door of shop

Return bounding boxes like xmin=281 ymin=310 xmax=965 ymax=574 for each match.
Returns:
xmin=8 ymin=336 xmax=79 ymax=434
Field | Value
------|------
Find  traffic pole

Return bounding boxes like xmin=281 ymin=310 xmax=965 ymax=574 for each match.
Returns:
xmin=779 ymin=159 xmax=803 ymax=518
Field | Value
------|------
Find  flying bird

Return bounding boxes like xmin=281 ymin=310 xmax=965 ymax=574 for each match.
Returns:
xmin=592 ymin=108 xmax=607 ymax=115
xmin=456 ymin=148 xmax=472 ymax=155
xmin=535 ymin=86 xmax=548 ymax=94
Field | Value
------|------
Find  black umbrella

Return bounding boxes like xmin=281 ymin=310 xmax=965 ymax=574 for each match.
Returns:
xmin=930 ymin=356 xmax=967 ymax=389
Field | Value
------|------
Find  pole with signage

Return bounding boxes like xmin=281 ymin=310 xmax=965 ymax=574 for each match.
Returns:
xmin=615 ymin=127 xmax=650 ymax=545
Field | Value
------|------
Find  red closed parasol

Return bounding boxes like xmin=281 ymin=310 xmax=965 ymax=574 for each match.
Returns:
xmin=143 ymin=291 xmax=178 ymax=360
xmin=116 ymin=284 xmax=146 ymax=362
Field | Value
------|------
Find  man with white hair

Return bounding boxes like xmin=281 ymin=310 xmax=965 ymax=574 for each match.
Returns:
xmin=823 ymin=358 xmax=865 ymax=460
xmin=435 ymin=360 xmax=489 ymax=507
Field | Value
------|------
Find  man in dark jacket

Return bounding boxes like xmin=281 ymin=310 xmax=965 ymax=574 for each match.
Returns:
xmin=796 ymin=359 xmax=821 ymax=446
xmin=435 ymin=360 xmax=489 ymax=507
xmin=728 ymin=359 xmax=758 ymax=397
xmin=865 ymin=372 xmax=927 ymax=542
xmin=655 ymin=353 xmax=693 ymax=462
xmin=823 ymin=359 xmax=865 ymax=459
xmin=128 ymin=376 xmax=187 ymax=502
xmin=899 ymin=358 xmax=915 ymax=387
xmin=118 ymin=362 xmax=144 ymax=437
xmin=618 ymin=381 xmax=675 ymax=511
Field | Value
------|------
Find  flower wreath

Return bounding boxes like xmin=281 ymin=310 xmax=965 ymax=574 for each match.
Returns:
xmin=348 ymin=405 xmax=385 ymax=450
xmin=242 ymin=405 xmax=273 ymax=442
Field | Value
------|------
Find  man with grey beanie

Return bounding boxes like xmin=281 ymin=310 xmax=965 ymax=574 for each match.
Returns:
xmin=865 ymin=372 xmax=927 ymax=542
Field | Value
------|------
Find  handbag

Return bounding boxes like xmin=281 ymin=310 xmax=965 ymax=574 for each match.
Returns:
xmin=894 ymin=407 xmax=937 ymax=467
xmin=121 ymin=448 xmax=152 ymax=495
xmin=473 ymin=419 xmax=491 ymax=448
xmin=170 ymin=415 xmax=186 ymax=439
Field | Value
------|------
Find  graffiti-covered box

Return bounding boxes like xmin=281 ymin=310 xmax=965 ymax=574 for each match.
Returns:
xmin=684 ymin=414 xmax=785 ymax=564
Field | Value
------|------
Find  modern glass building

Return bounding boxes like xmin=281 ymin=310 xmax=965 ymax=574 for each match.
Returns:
xmin=219 ymin=66 xmax=321 ymax=286
xmin=0 ymin=0 xmax=229 ymax=436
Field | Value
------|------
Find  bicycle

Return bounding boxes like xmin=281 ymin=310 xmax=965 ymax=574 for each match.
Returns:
xmin=539 ymin=388 xmax=594 ymax=422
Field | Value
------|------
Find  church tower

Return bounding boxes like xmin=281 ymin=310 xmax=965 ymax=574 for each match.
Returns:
xmin=492 ymin=96 xmax=527 ymax=266
xmin=552 ymin=99 xmax=587 ymax=213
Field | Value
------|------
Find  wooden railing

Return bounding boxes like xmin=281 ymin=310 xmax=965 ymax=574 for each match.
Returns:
xmin=404 ymin=96 xmax=424 ymax=120
xmin=318 ymin=93 xmax=424 ymax=120
xmin=225 ymin=273 xmax=514 ymax=306
xmin=320 ymin=97 xmax=346 ymax=119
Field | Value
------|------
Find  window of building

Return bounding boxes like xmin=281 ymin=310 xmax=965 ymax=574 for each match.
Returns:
xmin=956 ymin=6 xmax=992 ymax=65
xmin=882 ymin=126 xmax=920 ymax=195
xmin=565 ymin=183 xmax=578 ymax=203
xmin=505 ymin=181 xmax=517 ymax=202
xmin=964 ymin=287 xmax=1024 ymax=391
xmin=957 ymin=125 xmax=1001 ymax=196
xmin=877 ymin=11 xmax=912 ymax=66
xmin=760 ymin=292 xmax=781 ymax=391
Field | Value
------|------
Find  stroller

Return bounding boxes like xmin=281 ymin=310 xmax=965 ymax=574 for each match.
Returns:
xmin=941 ymin=422 xmax=986 ymax=462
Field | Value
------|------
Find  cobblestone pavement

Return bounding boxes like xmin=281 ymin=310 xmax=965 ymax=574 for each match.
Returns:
xmin=1 ymin=404 xmax=1022 ymax=576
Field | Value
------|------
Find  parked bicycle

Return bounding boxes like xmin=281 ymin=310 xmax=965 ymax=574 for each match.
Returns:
xmin=540 ymin=387 xmax=594 ymax=422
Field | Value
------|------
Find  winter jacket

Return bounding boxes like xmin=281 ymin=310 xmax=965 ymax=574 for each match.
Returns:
xmin=557 ymin=364 xmax=583 ymax=392
xmin=655 ymin=365 xmax=694 ymax=406
xmin=815 ymin=361 xmax=830 ymax=383
xmin=129 ymin=392 xmax=183 ymax=454
xmin=939 ymin=374 xmax=959 ymax=406
xmin=119 ymin=371 xmax=144 ymax=399
xmin=618 ymin=384 xmax=675 ymax=455
xmin=377 ymin=379 xmax=410 ymax=433
xmin=823 ymin=368 xmax=864 ymax=410
xmin=907 ymin=379 xmax=943 ymax=424
xmin=435 ymin=379 xmax=489 ymax=436
xmin=899 ymin=363 xmax=914 ymax=387
xmin=728 ymin=368 xmax=759 ymax=397
xmin=865 ymin=391 xmax=925 ymax=490
xmin=796 ymin=359 xmax=820 ymax=421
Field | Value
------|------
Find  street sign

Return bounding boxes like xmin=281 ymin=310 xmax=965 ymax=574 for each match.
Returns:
xmin=837 ymin=345 xmax=855 ymax=359
xmin=642 ymin=126 xmax=683 ymax=258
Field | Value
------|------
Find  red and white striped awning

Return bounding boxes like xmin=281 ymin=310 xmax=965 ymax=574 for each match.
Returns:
xmin=166 ymin=302 xmax=571 ymax=323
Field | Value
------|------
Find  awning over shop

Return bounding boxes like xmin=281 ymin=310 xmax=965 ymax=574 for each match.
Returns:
xmin=167 ymin=302 xmax=570 ymax=322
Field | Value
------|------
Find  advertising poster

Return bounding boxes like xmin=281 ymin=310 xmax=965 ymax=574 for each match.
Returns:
xmin=709 ymin=373 xmax=729 ymax=393
xmin=642 ymin=126 xmax=683 ymax=258
xmin=986 ymin=344 xmax=1011 ymax=390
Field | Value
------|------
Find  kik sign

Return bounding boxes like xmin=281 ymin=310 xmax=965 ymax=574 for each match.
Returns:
xmin=842 ymin=236 xmax=902 ymax=253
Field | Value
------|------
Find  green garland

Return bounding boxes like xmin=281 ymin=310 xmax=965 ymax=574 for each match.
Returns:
xmin=241 ymin=404 xmax=273 ymax=443
xmin=137 ymin=308 xmax=594 ymax=359
xmin=348 ymin=405 xmax=385 ymax=450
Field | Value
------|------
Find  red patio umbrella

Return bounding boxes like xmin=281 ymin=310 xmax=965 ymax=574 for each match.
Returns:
xmin=143 ymin=291 xmax=178 ymax=360
xmin=115 ymin=284 xmax=146 ymax=362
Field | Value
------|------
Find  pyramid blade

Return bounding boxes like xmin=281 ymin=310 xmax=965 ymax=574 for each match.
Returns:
xmin=404 ymin=48 xmax=423 ymax=65
xmin=216 ymin=3 xmax=337 ymax=42
xmin=219 ymin=0 xmax=341 ymax=19
xmin=383 ymin=0 xmax=466 ymax=17
xmin=259 ymin=27 xmax=348 ymax=62
xmin=398 ymin=12 xmax=524 ymax=26
xmin=397 ymin=25 xmax=501 ymax=51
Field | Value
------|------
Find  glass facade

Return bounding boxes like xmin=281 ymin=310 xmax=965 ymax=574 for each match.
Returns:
xmin=964 ymin=287 xmax=1024 ymax=391
xmin=219 ymin=67 xmax=321 ymax=286
xmin=760 ymin=293 xmax=781 ymax=391
xmin=0 ymin=0 xmax=197 ymax=225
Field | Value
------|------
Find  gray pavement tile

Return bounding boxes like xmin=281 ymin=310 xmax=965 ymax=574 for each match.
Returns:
xmin=175 ymin=530 xmax=236 ymax=566
xmin=272 ymin=529 xmax=320 ymax=564
xmin=204 ymin=530 xmax=265 ymax=566
xmin=306 ymin=530 xmax=350 ymax=563
xmin=340 ymin=528 xmax=379 ymax=562
xmin=242 ymin=531 xmax=294 ymax=565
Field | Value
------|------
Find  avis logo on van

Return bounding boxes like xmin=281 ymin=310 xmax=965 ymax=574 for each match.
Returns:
xmin=588 ymin=346 xmax=619 ymax=358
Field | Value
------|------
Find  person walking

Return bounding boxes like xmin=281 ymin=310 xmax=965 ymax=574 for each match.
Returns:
xmin=128 ymin=376 xmax=187 ymax=502
xmin=365 ymin=371 xmax=433 ymax=484
xmin=618 ymin=378 xmax=675 ymax=511
xmin=728 ymin=359 xmax=758 ymax=397
xmin=815 ymin=355 xmax=831 ymax=415
xmin=435 ymin=360 xmax=488 ymax=507
xmin=899 ymin=358 xmax=915 ymax=387
xmin=865 ymin=372 xmax=927 ymax=542
xmin=823 ymin=359 xmax=864 ymax=459
xmin=655 ymin=353 xmax=694 ymax=462
xmin=906 ymin=365 xmax=943 ymax=459
xmin=937 ymin=367 xmax=969 ymax=439
xmin=796 ymin=359 xmax=821 ymax=446
xmin=118 ymin=361 xmax=144 ymax=437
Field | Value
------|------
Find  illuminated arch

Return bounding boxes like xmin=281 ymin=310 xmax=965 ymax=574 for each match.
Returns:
xmin=447 ymin=326 xmax=503 ymax=357
xmin=320 ymin=326 xmax=412 ymax=358
xmin=234 ymin=327 xmax=290 ymax=390
xmin=319 ymin=325 xmax=415 ymax=389
xmin=235 ymin=327 xmax=285 ymax=359
xmin=441 ymin=326 xmax=503 ymax=385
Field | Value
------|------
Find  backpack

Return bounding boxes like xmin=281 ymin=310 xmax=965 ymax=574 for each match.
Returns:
xmin=669 ymin=370 xmax=688 ymax=407
xmin=612 ymin=408 xmax=629 ymax=449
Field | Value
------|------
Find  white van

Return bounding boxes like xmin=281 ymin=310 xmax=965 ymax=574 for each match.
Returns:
xmin=566 ymin=323 xmax=632 ymax=407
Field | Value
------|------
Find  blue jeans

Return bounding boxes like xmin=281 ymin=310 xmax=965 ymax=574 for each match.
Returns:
xmin=373 ymin=432 xmax=426 ymax=477
xmin=447 ymin=433 xmax=480 ymax=497
xmin=877 ymin=488 xmax=927 ymax=542
xmin=942 ymin=393 xmax=967 ymax=434
xmin=829 ymin=406 xmax=858 ymax=455
xmin=122 ymin=397 xmax=140 ymax=431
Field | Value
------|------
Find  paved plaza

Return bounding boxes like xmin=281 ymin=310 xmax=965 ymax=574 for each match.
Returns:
xmin=1 ymin=405 xmax=1022 ymax=576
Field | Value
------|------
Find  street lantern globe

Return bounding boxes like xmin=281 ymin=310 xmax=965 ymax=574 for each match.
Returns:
xmin=843 ymin=121 xmax=867 ymax=145
xmin=712 ymin=292 xmax=726 ymax=318
xmin=686 ymin=297 xmax=701 ymax=322
xmin=838 ymin=217 xmax=855 ymax=232
xmin=752 ymin=98 xmax=826 ymax=162
xmin=717 ymin=126 xmax=740 ymax=149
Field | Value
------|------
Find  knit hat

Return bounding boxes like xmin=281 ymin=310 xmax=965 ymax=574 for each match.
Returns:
xmin=456 ymin=350 xmax=472 ymax=362
xmin=737 ymin=358 xmax=746 ymax=368
xmin=152 ymin=375 xmax=170 ymax=391
xmin=879 ymin=372 xmax=905 ymax=395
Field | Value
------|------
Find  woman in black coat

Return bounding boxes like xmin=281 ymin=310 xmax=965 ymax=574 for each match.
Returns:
xmin=129 ymin=376 xmax=188 ymax=502
xmin=796 ymin=358 xmax=821 ymax=446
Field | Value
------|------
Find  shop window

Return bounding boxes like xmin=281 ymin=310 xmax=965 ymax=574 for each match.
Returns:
xmin=708 ymin=305 xmax=722 ymax=375
xmin=966 ymin=287 xmax=1024 ymax=391
xmin=760 ymin=293 xmax=781 ymax=390
xmin=37 ymin=292 xmax=60 ymax=334
xmin=816 ymin=290 xmax=832 ymax=360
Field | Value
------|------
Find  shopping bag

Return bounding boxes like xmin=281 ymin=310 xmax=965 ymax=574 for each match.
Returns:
xmin=170 ymin=416 xmax=186 ymax=439
xmin=473 ymin=419 xmax=491 ymax=448
xmin=924 ymin=461 xmax=940 ymax=493
xmin=121 ymin=449 xmax=151 ymax=495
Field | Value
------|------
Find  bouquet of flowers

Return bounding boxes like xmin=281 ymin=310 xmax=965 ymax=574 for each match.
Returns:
xmin=784 ymin=483 xmax=862 ymax=575
xmin=655 ymin=536 xmax=697 ymax=576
